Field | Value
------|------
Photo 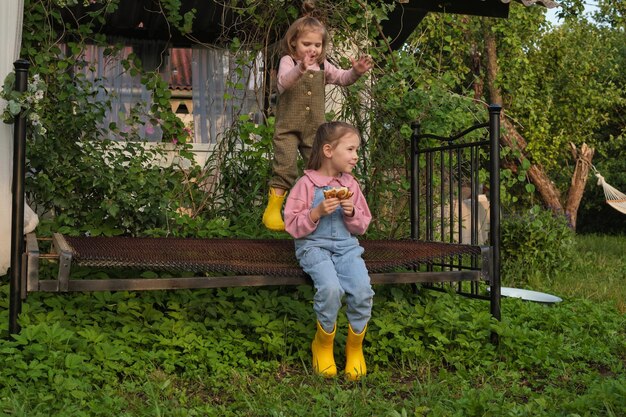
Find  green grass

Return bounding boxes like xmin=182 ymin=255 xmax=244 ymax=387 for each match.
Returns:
xmin=526 ymin=234 xmax=626 ymax=313
xmin=0 ymin=234 xmax=624 ymax=416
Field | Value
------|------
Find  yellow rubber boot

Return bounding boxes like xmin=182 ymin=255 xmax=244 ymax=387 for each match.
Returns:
xmin=345 ymin=324 xmax=367 ymax=381
xmin=311 ymin=321 xmax=337 ymax=377
xmin=262 ymin=188 xmax=286 ymax=231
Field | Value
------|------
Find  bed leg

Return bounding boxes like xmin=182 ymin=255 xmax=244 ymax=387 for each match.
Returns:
xmin=8 ymin=59 xmax=30 ymax=337
xmin=488 ymin=104 xmax=502 ymax=345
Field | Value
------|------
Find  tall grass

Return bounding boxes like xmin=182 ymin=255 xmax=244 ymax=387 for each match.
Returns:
xmin=532 ymin=234 xmax=626 ymax=313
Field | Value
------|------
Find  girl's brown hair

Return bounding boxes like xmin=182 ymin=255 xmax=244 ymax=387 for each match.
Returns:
xmin=282 ymin=3 xmax=328 ymax=64
xmin=307 ymin=122 xmax=360 ymax=170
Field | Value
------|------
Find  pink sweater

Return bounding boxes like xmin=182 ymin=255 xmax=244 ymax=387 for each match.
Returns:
xmin=277 ymin=55 xmax=361 ymax=94
xmin=284 ymin=170 xmax=372 ymax=239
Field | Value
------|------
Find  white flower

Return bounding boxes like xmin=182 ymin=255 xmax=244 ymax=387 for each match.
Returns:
xmin=2 ymin=72 xmax=47 ymax=137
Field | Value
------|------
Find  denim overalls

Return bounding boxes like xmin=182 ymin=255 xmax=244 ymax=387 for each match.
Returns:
xmin=295 ymin=186 xmax=374 ymax=334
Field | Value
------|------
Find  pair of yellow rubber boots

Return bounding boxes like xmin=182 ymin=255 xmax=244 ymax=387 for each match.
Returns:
xmin=311 ymin=321 xmax=367 ymax=381
xmin=262 ymin=188 xmax=286 ymax=231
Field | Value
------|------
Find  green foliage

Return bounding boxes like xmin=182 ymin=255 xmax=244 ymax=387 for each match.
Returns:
xmin=160 ymin=0 xmax=197 ymax=35
xmin=194 ymin=116 xmax=281 ymax=238
xmin=1 ymin=0 xmax=201 ymax=238
xmin=28 ymin=138 xmax=187 ymax=236
xmin=0 ymin=276 xmax=624 ymax=416
xmin=403 ymin=6 xmax=625 ymax=219
xmin=1 ymin=72 xmax=47 ymax=137
xmin=493 ymin=8 xmax=626 ymax=195
xmin=594 ymin=0 xmax=626 ymax=28
xmin=501 ymin=206 xmax=576 ymax=287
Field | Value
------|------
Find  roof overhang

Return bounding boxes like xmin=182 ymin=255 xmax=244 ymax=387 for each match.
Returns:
xmin=60 ymin=0 xmax=558 ymax=49
xmin=382 ymin=0 xmax=558 ymax=49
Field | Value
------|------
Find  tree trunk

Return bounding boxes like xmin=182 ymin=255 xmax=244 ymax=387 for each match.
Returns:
xmin=483 ymin=26 xmax=502 ymax=106
xmin=470 ymin=41 xmax=483 ymax=101
xmin=565 ymin=143 xmax=595 ymax=230
xmin=500 ymin=118 xmax=564 ymax=213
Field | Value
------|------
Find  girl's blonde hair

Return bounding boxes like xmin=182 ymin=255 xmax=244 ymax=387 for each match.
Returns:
xmin=307 ymin=122 xmax=360 ymax=170
xmin=282 ymin=15 xmax=328 ymax=64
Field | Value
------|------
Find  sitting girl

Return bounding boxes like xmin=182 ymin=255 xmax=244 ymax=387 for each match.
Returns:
xmin=284 ymin=121 xmax=374 ymax=381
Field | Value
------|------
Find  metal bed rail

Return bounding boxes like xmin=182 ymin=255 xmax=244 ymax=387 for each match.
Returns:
xmin=22 ymin=233 xmax=489 ymax=293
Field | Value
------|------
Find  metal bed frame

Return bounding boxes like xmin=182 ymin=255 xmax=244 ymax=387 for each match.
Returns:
xmin=7 ymin=59 xmax=501 ymax=336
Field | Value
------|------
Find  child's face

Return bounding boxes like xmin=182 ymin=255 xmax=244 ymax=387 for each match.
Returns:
xmin=293 ymin=30 xmax=323 ymax=62
xmin=327 ymin=133 xmax=360 ymax=175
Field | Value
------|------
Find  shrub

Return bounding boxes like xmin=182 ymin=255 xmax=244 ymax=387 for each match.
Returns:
xmin=501 ymin=205 xmax=575 ymax=287
xmin=27 ymin=138 xmax=193 ymax=237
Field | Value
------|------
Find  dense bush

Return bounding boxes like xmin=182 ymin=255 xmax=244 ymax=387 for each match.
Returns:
xmin=193 ymin=116 xmax=280 ymax=239
xmin=28 ymin=139 xmax=187 ymax=237
xmin=501 ymin=205 xmax=576 ymax=287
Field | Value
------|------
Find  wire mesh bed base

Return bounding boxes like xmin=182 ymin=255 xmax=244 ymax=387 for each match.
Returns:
xmin=22 ymin=233 xmax=491 ymax=294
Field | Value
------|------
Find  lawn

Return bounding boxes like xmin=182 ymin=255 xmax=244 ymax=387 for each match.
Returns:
xmin=544 ymin=234 xmax=626 ymax=314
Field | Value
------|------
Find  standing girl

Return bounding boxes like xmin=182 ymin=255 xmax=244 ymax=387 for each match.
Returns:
xmin=262 ymin=2 xmax=373 ymax=231
xmin=284 ymin=121 xmax=374 ymax=381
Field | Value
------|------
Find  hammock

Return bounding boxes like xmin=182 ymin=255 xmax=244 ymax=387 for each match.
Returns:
xmin=593 ymin=168 xmax=626 ymax=215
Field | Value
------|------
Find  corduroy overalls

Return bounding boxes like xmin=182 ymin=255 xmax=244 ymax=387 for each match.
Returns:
xmin=270 ymin=62 xmax=326 ymax=191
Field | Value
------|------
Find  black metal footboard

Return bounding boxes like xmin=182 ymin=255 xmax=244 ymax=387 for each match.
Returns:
xmin=411 ymin=105 xmax=502 ymax=322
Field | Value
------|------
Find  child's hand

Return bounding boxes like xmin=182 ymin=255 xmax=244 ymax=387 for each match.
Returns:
xmin=340 ymin=199 xmax=354 ymax=217
xmin=311 ymin=198 xmax=341 ymax=222
xmin=351 ymin=55 xmax=373 ymax=75
xmin=300 ymin=52 xmax=318 ymax=71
